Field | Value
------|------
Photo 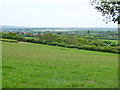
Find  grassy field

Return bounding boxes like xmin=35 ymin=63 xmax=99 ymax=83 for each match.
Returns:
xmin=98 ymin=39 xmax=118 ymax=44
xmin=2 ymin=41 xmax=118 ymax=88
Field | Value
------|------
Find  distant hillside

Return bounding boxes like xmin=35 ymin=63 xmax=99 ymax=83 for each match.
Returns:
xmin=0 ymin=25 xmax=27 ymax=28
xmin=1 ymin=25 xmax=118 ymax=32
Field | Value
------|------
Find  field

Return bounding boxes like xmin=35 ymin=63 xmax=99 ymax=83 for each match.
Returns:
xmin=2 ymin=41 xmax=118 ymax=88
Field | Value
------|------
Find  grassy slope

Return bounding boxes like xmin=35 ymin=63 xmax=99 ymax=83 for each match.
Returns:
xmin=2 ymin=41 xmax=118 ymax=88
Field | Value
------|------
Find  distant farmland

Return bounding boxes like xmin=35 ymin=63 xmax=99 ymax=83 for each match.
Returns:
xmin=2 ymin=41 xmax=118 ymax=88
xmin=1 ymin=27 xmax=118 ymax=33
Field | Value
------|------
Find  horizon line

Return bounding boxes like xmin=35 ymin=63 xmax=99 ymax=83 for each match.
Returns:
xmin=0 ymin=25 xmax=118 ymax=28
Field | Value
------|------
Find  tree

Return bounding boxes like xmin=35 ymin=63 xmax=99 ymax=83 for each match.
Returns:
xmin=0 ymin=32 xmax=2 ymax=38
xmin=90 ymin=0 xmax=120 ymax=41
xmin=42 ymin=33 xmax=56 ymax=42
xmin=8 ymin=32 xmax=17 ymax=36
xmin=16 ymin=31 xmax=20 ymax=34
xmin=35 ymin=32 xmax=42 ymax=39
xmin=88 ymin=30 xmax=90 ymax=35
xmin=89 ymin=0 xmax=120 ymax=24
xmin=26 ymin=33 xmax=33 ymax=37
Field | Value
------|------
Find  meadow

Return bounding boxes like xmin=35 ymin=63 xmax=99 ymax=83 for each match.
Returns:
xmin=2 ymin=41 xmax=118 ymax=88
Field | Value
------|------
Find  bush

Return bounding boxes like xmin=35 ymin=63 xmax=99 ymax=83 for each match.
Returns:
xmin=48 ymin=42 xmax=60 ymax=46
xmin=26 ymin=38 xmax=32 ymax=42
xmin=110 ymin=42 xmax=117 ymax=46
xmin=90 ymin=46 xmax=97 ymax=51
xmin=57 ymin=43 xmax=66 ymax=47
xmin=96 ymin=47 xmax=104 ymax=52
xmin=66 ymin=45 xmax=77 ymax=48
xmin=31 ymin=38 xmax=37 ymax=43
xmin=103 ymin=41 xmax=112 ymax=44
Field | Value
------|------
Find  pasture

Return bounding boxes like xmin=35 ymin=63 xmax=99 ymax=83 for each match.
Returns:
xmin=2 ymin=41 xmax=118 ymax=88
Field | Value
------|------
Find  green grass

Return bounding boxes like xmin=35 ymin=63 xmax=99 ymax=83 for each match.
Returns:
xmin=98 ymin=39 xmax=118 ymax=44
xmin=25 ymin=37 xmax=34 ymax=39
xmin=2 ymin=41 xmax=118 ymax=88
xmin=0 ymin=38 xmax=18 ymax=43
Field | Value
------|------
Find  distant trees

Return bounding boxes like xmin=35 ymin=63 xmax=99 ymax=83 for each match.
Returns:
xmin=26 ymin=33 xmax=33 ymax=37
xmin=35 ymin=32 xmax=42 ymax=39
xmin=8 ymin=32 xmax=17 ymax=36
xmin=42 ymin=33 xmax=57 ymax=42
xmin=0 ymin=32 xmax=2 ymax=38
xmin=88 ymin=30 xmax=90 ymax=35
xmin=2 ymin=32 xmax=119 ymax=54
xmin=2 ymin=32 xmax=17 ymax=39
xmin=35 ymin=33 xmax=57 ymax=44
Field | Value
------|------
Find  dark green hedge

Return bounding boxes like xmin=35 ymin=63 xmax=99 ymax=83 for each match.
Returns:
xmin=2 ymin=33 xmax=119 ymax=54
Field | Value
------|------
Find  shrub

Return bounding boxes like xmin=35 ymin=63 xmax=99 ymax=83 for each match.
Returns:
xmin=110 ymin=42 xmax=117 ymax=46
xmin=37 ymin=40 xmax=43 ymax=44
xmin=103 ymin=41 xmax=112 ymax=44
xmin=57 ymin=43 xmax=66 ymax=47
xmin=67 ymin=45 xmax=77 ymax=48
xmin=48 ymin=42 xmax=59 ymax=46
xmin=92 ymin=41 xmax=99 ymax=46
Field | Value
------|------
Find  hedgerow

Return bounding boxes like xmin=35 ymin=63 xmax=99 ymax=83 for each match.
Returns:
xmin=1 ymin=32 xmax=119 ymax=54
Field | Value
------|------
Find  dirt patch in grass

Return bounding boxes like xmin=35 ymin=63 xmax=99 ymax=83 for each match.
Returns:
xmin=88 ymin=81 xmax=96 ymax=83
xmin=18 ymin=42 xmax=28 ymax=43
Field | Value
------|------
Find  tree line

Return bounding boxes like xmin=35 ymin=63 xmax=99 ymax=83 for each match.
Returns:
xmin=1 ymin=32 xmax=119 ymax=54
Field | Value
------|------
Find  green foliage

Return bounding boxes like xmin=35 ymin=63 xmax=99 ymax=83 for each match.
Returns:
xmin=90 ymin=0 xmax=119 ymax=24
xmin=0 ymin=38 xmax=18 ymax=43
xmin=8 ymin=32 xmax=17 ymax=36
xmin=2 ymin=32 xmax=119 ymax=54
xmin=35 ymin=32 xmax=42 ymax=39
xmin=110 ymin=42 xmax=117 ymax=46
xmin=92 ymin=41 xmax=99 ymax=46
xmin=26 ymin=33 xmax=33 ymax=37
xmin=103 ymin=40 xmax=112 ymax=44
xmin=0 ymin=32 xmax=2 ymax=38
xmin=42 ymin=33 xmax=57 ymax=42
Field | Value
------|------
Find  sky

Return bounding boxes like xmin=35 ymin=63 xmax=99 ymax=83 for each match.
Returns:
xmin=0 ymin=0 xmax=118 ymax=28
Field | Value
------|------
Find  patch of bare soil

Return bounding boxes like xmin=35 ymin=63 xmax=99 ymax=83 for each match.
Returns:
xmin=18 ymin=42 xmax=28 ymax=43
xmin=73 ymin=48 xmax=78 ymax=50
xmin=88 ymin=81 xmax=96 ymax=83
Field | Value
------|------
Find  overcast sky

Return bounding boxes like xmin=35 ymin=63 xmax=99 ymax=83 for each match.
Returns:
xmin=0 ymin=0 xmax=118 ymax=28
